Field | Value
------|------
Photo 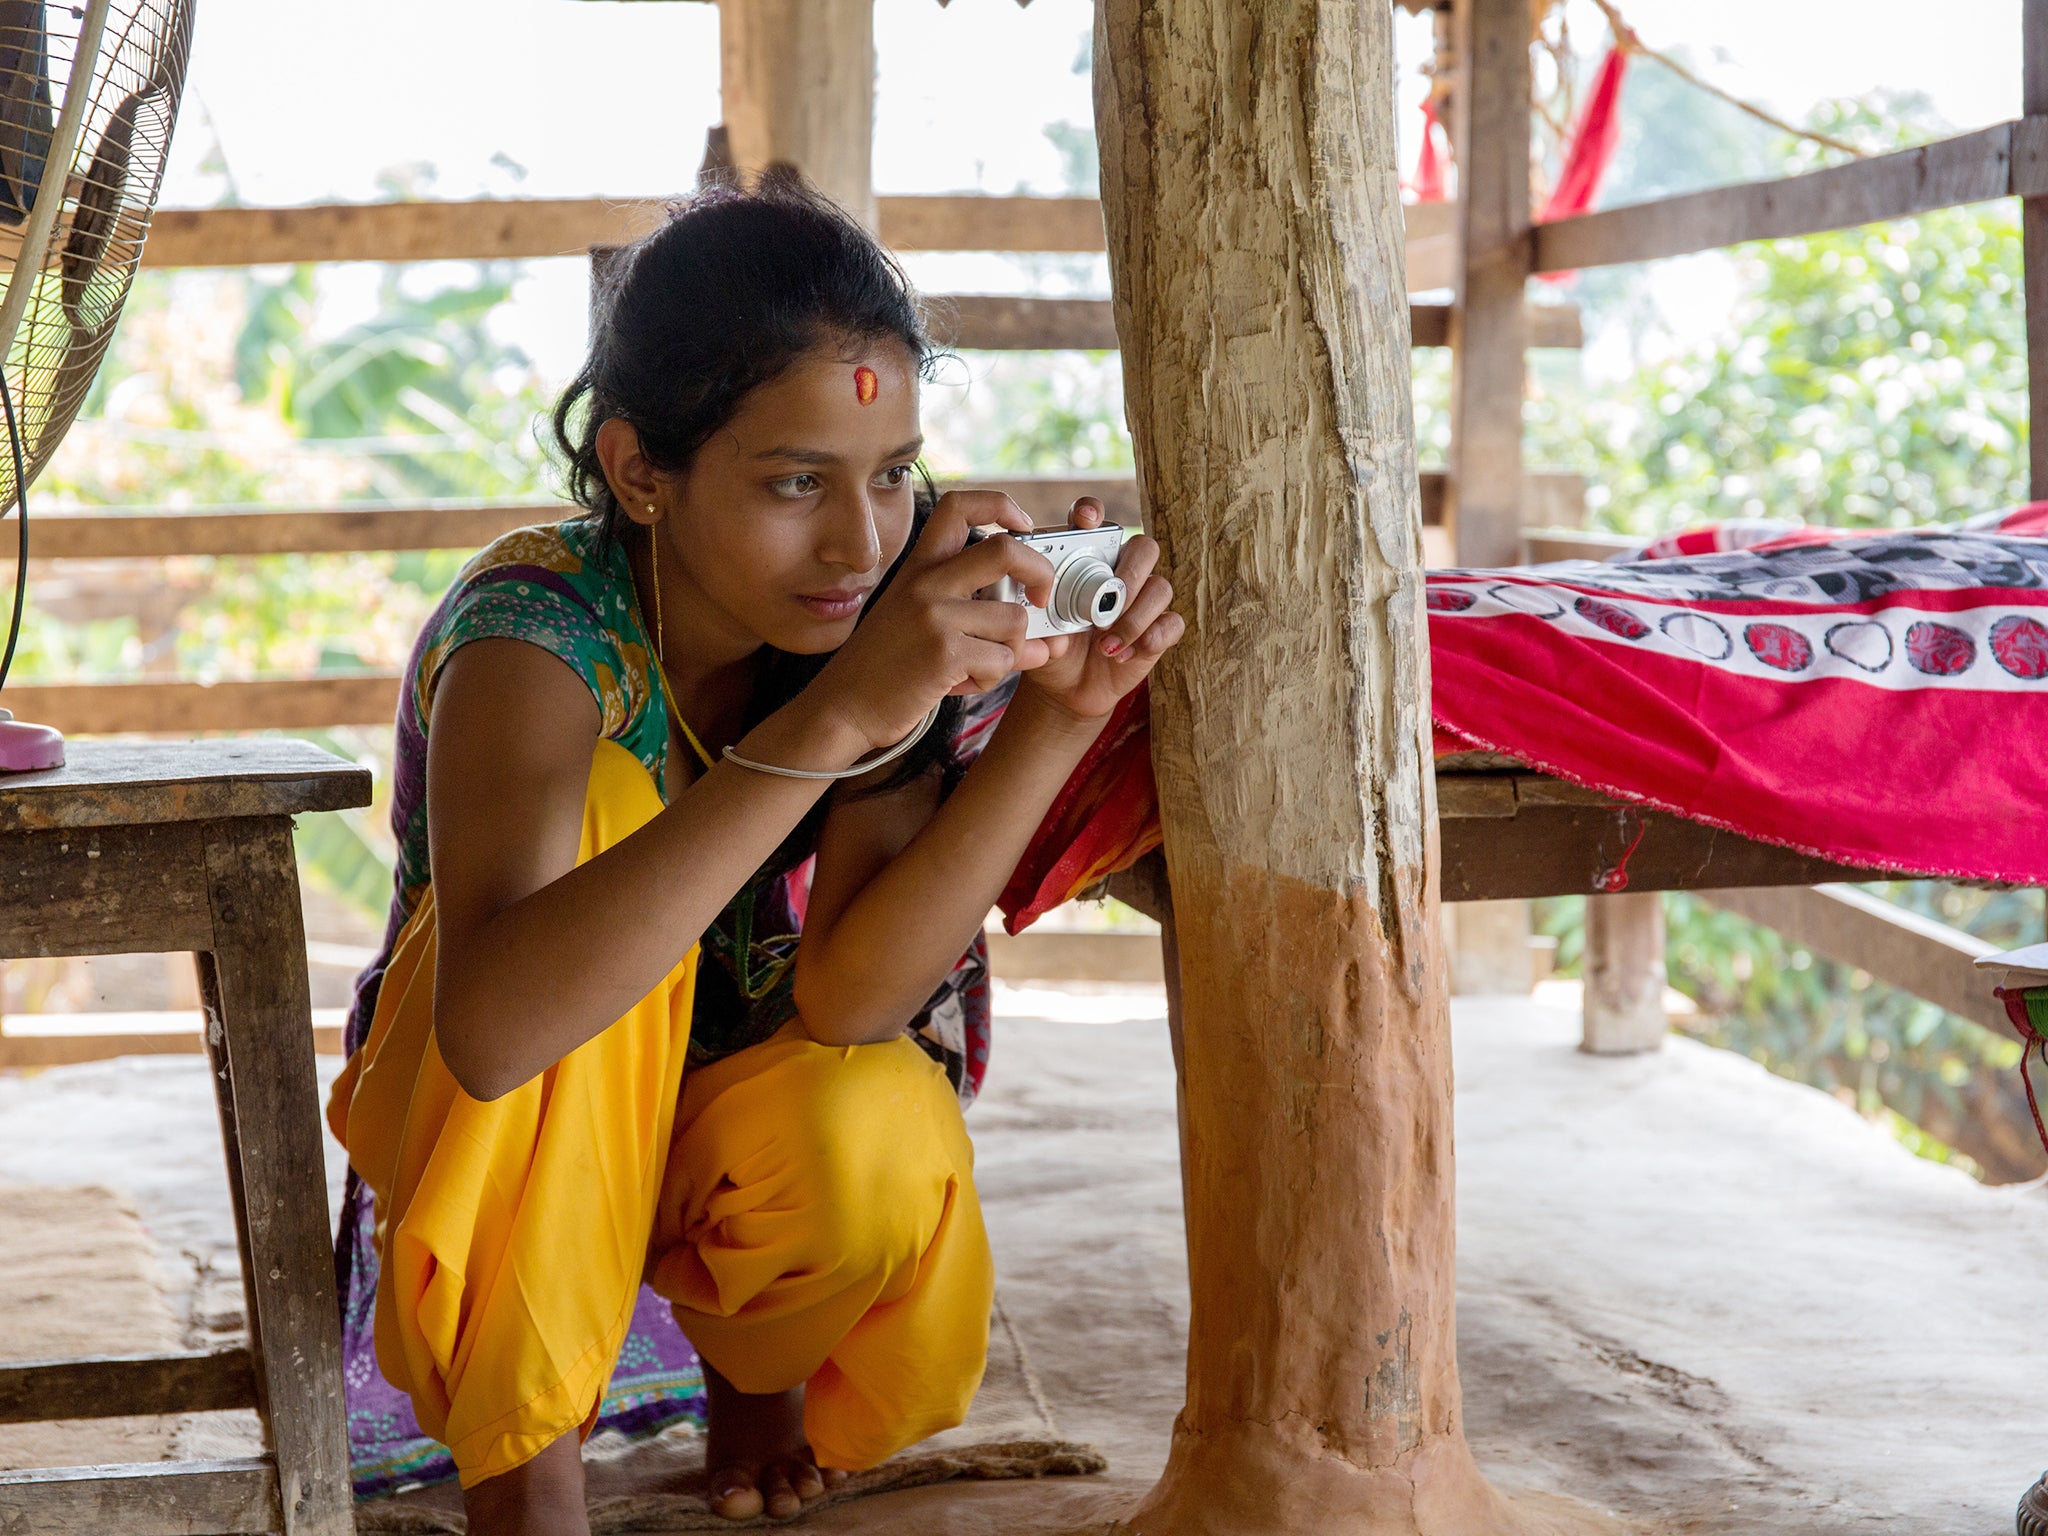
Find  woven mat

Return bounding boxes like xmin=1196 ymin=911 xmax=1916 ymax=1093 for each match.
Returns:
xmin=0 ymin=1181 xmax=184 ymax=1470
xmin=355 ymin=1298 xmax=1105 ymax=1533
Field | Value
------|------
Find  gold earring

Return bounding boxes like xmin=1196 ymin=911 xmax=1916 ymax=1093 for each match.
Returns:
xmin=649 ymin=515 xmax=665 ymax=673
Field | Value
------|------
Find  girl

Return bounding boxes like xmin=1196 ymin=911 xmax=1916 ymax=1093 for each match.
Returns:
xmin=326 ymin=178 xmax=1183 ymax=1536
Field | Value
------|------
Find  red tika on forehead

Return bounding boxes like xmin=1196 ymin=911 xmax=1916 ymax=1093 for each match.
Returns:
xmin=854 ymin=365 xmax=879 ymax=406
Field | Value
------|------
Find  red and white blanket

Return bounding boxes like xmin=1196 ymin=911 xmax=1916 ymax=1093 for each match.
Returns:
xmin=1000 ymin=505 xmax=2048 ymax=931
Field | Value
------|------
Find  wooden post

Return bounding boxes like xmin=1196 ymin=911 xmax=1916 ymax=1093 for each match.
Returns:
xmin=1444 ymin=0 xmax=1536 ymax=994
xmin=716 ymin=0 xmax=876 ymax=230
xmin=1580 ymin=891 xmax=1669 ymax=1054
xmin=1447 ymin=0 xmax=1530 ymax=567
xmin=1449 ymin=898 xmax=1536 ymax=993
xmin=1096 ymin=4 xmax=1592 ymax=1530
xmin=2025 ymin=0 xmax=2048 ymax=499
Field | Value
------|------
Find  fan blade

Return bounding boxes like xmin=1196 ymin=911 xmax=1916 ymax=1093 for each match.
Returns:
xmin=0 ymin=0 xmax=53 ymax=229
xmin=63 ymin=86 xmax=142 ymax=336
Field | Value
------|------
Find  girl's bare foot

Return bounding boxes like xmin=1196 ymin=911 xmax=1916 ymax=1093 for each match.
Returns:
xmin=461 ymin=1429 xmax=590 ymax=1536
xmin=704 ymin=1360 xmax=848 ymax=1521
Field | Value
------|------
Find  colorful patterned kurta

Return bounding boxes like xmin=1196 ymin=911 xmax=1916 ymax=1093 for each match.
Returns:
xmin=336 ymin=515 xmax=1002 ymax=1497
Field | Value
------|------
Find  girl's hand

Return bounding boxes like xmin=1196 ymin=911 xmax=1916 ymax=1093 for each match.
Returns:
xmin=813 ymin=490 xmax=1060 ymax=752
xmin=1021 ymin=497 xmax=1185 ymax=722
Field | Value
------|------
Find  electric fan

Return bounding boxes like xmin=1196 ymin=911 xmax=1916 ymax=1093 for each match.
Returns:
xmin=0 ymin=0 xmax=195 ymax=771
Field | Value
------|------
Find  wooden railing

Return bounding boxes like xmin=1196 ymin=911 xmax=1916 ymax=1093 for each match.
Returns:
xmin=27 ymin=143 xmax=2045 ymax=1164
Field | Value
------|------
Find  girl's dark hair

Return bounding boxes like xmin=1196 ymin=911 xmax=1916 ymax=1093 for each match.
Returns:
xmin=552 ymin=174 xmax=960 ymax=805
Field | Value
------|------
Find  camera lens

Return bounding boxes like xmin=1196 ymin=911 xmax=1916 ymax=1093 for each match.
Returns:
xmin=1051 ymin=555 xmax=1127 ymax=630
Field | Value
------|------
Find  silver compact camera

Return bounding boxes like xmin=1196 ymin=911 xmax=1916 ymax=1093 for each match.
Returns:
xmin=979 ymin=523 xmax=1129 ymax=640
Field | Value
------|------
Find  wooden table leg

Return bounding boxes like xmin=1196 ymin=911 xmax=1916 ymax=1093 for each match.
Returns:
xmin=196 ymin=816 xmax=352 ymax=1536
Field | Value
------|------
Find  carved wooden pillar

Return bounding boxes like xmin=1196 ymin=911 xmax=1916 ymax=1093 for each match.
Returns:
xmin=1095 ymin=3 xmax=1591 ymax=1530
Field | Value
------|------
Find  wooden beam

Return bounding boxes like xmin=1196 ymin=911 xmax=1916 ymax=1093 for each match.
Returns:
xmin=717 ymin=0 xmax=876 ymax=230
xmin=2026 ymin=5 xmax=2048 ymax=498
xmin=984 ymin=929 xmax=1164 ymax=985
xmin=1700 ymin=884 xmax=2006 ymax=1034
xmin=1411 ymin=301 xmax=1578 ymax=349
xmin=934 ymin=297 xmax=1578 ymax=352
xmin=1536 ymin=120 xmax=2047 ymax=273
xmin=1437 ymin=795 xmax=1876 ymax=901
xmin=0 ymin=823 xmax=215 ymax=959
xmin=1096 ymin=0 xmax=1511 ymax=1524
xmin=0 ymin=677 xmax=402 ymax=734
xmin=1446 ymin=0 xmax=1532 ymax=569
xmin=141 ymin=198 xmax=674 ymax=268
xmin=140 ymin=196 xmax=1111 ymax=268
xmin=0 ymin=1458 xmax=282 ymax=1535
xmin=22 ymin=479 xmax=1141 ymax=559
xmin=1415 ymin=468 xmax=1584 ymax=530
xmin=139 ymin=194 xmax=1460 ymax=268
xmin=0 ymin=1350 xmax=256 ymax=1425
xmin=1524 ymin=528 xmax=1641 ymax=563
xmin=30 ymin=501 xmax=557 ymax=559
xmin=932 ymin=295 xmax=1122 ymax=350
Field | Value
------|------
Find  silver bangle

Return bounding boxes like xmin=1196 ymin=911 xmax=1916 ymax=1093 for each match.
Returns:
xmin=721 ymin=702 xmax=943 ymax=782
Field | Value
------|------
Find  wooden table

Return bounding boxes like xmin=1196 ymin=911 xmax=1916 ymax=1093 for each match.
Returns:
xmin=0 ymin=740 xmax=371 ymax=1536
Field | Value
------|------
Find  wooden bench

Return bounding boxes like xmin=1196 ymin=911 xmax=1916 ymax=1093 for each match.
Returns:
xmin=0 ymin=739 xmax=370 ymax=1536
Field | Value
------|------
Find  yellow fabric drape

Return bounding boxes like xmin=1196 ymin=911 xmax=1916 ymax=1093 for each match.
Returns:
xmin=329 ymin=739 xmax=991 ymax=1488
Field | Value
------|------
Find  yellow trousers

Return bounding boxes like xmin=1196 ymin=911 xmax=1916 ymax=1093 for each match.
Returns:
xmin=329 ymin=740 xmax=993 ymax=1489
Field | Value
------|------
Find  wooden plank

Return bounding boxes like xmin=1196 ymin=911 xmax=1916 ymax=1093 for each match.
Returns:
xmin=198 ymin=820 xmax=352 ymax=1536
xmin=2027 ymin=6 xmax=2048 ymax=498
xmin=140 ymin=195 xmax=1109 ymax=267
xmin=142 ymin=197 xmax=673 ymax=268
xmin=932 ymin=294 xmax=1121 ymax=351
xmin=1537 ymin=121 xmax=2031 ymax=273
xmin=0 ymin=822 xmax=214 ymax=958
xmin=30 ymin=501 xmax=555 ymax=559
xmin=1524 ymin=528 xmax=1642 ymax=563
xmin=25 ymin=479 xmax=1141 ymax=560
xmin=0 ymin=1350 xmax=256 ymax=1425
xmin=1446 ymin=0 xmax=1533 ymax=567
xmin=0 ymin=1022 xmax=346 ymax=1067
xmin=985 ymin=929 xmax=1164 ymax=984
xmin=1411 ymin=302 xmax=1580 ymax=349
xmin=1439 ymin=803 xmax=1876 ymax=901
xmin=880 ymin=195 xmax=1106 ymax=253
xmin=0 ymin=740 xmax=370 ymax=829
xmin=0 ymin=1015 xmax=346 ymax=1066
xmin=932 ymin=296 xmax=1579 ymax=353
xmin=2 ymin=676 xmax=401 ymax=735
xmin=1700 ymin=884 xmax=2006 ymax=1034
xmin=0 ymin=1458 xmax=281 ymax=1535
xmin=1417 ymin=470 xmax=1580 ymax=529
xmin=139 ymin=193 xmax=1461 ymax=269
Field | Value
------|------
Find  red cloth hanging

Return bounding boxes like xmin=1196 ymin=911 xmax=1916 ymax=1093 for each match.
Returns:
xmin=1410 ymin=97 xmax=1447 ymax=203
xmin=1539 ymin=44 xmax=1629 ymax=224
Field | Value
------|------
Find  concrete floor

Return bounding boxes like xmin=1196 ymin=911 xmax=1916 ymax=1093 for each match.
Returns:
xmin=1 ymin=984 xmax=2044 ymax=1533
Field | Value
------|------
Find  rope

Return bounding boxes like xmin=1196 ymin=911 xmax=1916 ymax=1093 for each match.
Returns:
xmin=1583 ymin=0 xmax=1869 ymax=161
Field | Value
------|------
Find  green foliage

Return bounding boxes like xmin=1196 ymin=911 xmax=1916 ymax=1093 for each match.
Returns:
xmin=1561 ymin=205 xmax=2027 ymax=534
xmin=14 ymin=260 xmax=553 ymax=917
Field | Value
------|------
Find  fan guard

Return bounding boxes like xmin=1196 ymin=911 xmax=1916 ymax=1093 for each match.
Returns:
xmin=0 ymin=0 xmax=195 ymax=770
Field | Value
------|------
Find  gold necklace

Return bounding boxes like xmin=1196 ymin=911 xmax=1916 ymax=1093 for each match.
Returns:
xmin=647 ymin=518 xmax=714 ymax=772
